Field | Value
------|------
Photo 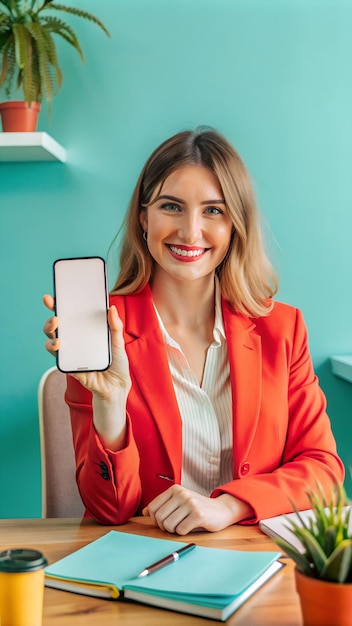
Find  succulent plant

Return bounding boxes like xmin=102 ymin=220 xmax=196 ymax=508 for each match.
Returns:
xmin=0 ymin=0 xmax=110 ymax=107
xmin=275 ymin=483 xmax=352 ymax=583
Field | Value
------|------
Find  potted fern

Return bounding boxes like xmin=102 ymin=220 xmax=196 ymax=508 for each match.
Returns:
xmin=274 ymin=483 xmax=352 ymax=626
xmin=0 ymin=0 xmax=110 ymax=131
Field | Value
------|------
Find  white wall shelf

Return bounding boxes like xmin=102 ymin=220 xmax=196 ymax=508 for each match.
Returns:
xmin=0 ymin=132 xmax=66 ymax=162
xmin=331 ymin=356 xmax=352 ymax=384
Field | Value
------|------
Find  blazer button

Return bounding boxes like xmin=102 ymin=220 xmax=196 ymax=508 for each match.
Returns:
xmin=240 ymin=462 xmax=250 ymax=475
xmin=98 ymin=460 xmax=110 ymax=481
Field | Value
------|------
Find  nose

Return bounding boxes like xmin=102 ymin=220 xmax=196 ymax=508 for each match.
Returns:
xmin=177 ymin=211 xmax=202 ymax=243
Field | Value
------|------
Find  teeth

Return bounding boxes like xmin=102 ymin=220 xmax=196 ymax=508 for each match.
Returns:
xmin=169 ymin=246 xmax=205 ymax=257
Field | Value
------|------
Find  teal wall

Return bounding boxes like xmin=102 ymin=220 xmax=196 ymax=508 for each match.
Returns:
xmin=1 ymin=0 xmax=351 ymax=518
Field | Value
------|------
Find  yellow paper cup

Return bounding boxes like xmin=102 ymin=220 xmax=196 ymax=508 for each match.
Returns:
xmin=0 ymin=548 xmax=48 ymax=626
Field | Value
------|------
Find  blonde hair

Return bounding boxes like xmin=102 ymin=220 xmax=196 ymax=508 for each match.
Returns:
xmin=111 ymin=128 xmax=278 ymax=317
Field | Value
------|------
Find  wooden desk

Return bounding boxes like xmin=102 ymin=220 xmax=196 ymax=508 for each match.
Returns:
xmin=0 ymin=517 xmax=302 ymax=625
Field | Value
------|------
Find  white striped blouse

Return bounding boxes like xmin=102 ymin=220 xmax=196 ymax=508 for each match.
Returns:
xmin=154 ymin=281 xmax=233 ymax=496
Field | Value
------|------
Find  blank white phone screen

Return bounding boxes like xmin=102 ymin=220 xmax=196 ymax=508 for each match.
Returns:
xmin=53 ymin=257 xmax=111 ymax=373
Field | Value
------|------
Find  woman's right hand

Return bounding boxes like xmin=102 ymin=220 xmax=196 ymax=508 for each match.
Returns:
xmin=43 ymin=294 xmax=132 ymax=449
xmin=42 ymin=294 xmax=132 ymax=401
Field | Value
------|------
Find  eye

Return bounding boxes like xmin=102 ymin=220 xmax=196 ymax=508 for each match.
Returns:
xmin=204 ymin=206 xmax=224 ymax=215
xmin=160 ymin=202 xmax=182 ymax=212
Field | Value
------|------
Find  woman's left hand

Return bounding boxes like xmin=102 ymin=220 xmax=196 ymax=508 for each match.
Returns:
xmin=142 ymin=484 xmax=253 ymax=535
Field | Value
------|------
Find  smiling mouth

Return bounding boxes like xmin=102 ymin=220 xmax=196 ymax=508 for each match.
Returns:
xmin=167 ymin=245 xmax=208 ymax=259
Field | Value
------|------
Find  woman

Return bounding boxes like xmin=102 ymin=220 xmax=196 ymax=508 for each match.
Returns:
xmin=44 ymin=128 xmax=344 ymax=534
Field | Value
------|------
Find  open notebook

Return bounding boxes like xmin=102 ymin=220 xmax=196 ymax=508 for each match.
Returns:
xmin=259 ymin=505 xmax=352 ymax=552
xmin=45 ymin=530 xmax=283 ymax=621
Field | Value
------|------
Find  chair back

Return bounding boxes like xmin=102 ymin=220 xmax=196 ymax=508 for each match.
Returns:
xmin=38 ymin=367 xmax=84 ymax=518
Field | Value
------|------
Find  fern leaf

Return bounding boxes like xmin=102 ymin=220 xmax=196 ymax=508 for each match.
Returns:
xmin=41 ymin=3 xmax=110 ymax=38
xmin=41 ymin=16 xmax=84 ymax=61
xmin=12 ymin=23 xmax=31 ymax=69
xmin=0 ymin=35 xmax=16 ymax=98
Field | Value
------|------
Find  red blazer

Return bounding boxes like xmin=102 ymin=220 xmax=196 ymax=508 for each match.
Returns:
xmin=66 ymin=285 xmax=344 ymax=525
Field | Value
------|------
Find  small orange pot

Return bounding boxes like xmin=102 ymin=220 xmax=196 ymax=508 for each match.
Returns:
xmin=0 ymin=101 xmax=40 ymax=132
xmin=295 ymin=568 xmax=352 ymax=626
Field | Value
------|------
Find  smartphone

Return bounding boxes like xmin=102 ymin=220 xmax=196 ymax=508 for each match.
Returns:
xmin=53 ymin=256 xmax=111 ymax=373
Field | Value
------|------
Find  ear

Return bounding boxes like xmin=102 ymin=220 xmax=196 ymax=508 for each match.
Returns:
xmin=139 ymin=208 xmax=148 ymax=232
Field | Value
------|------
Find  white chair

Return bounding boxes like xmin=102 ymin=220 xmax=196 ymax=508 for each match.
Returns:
xmin=38 ymin=366 xmax=84 ymax=518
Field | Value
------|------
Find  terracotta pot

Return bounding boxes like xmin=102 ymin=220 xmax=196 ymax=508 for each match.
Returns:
xmin=0 ymin=101 xmax=40 ymax=132
xmin=295 ymin=568 xmax=352 ymax=626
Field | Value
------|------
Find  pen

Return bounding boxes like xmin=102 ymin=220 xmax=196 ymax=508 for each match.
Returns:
xmin=137 ymin=542 xmax=196 ymax=578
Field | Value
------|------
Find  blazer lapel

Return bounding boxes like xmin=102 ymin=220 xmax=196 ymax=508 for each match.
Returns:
xmin=222 ymin=299 xmax=262 ymax=473
xmin=122 ymin=286 xmax=182 ymax=482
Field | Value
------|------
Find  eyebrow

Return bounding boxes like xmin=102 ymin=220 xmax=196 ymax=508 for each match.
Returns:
xmin=156 ymin=194 xmax=226 ymax=205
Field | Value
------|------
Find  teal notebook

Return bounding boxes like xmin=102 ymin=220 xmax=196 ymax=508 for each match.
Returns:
xmin=45 ymin=530 xmax=283 ymax=621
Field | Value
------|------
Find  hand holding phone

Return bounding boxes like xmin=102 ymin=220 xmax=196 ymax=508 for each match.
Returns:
xmin=53 ymin=257 xmax=111 ymax=373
